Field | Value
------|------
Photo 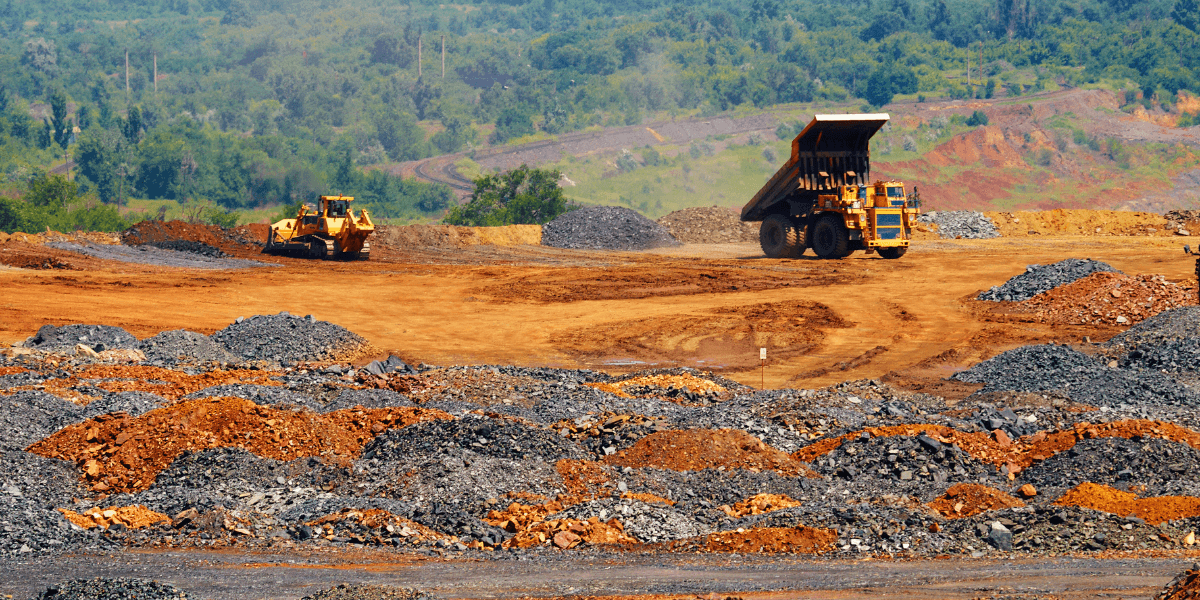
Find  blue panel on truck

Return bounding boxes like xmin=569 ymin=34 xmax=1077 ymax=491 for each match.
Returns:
xmin=875 ymin=212 xmax=902 ymax=227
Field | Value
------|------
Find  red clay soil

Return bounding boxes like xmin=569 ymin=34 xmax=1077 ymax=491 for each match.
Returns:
xmin=503 ymin=517 xmax=637 ymax=549
xmin=927 ymin=483 xmax=1026 ymax=519
xmin=0 ymin=365 xmax=285 ymax=403
xmin=26 ymin=397 xmax=452 ymax=493
xmin=604 ymin=429 xmax=819 ymax=477
xmin=1158 ymin=566 xmax=1200 ymax=600
xmin=556 ymin=459 xmax=614 ymax=497
xmin=793 ymin=420 xmax=1200 ymax=474
xmin=58 ymin=505 xmax=170 ymax=530
xmin=1017 ymin=272 xmax=1194 ymax=326
xmin=307 ymin=508 xmax=447 ymax=546
xmin=1054 ymin=483 xmax=1200 ymax=526
xmin=0 ymin=366 xmax=26 ymax=375
xmin=122 ymin=220 xmax=263 ymax=258
xmin=659 ymin=526 xmax=838 ymax=554
xmin=0 ymin=242 xmax=78 ymax=270
xmin=720 ymin=493 xmax=802 ymax=518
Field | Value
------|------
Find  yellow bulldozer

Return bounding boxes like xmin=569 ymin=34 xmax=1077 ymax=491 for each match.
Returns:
xmin=263 ymin=195 xmax=374 ymax=260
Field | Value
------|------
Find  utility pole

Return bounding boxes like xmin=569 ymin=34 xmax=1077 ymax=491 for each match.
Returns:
xmin=125 ymin=49 xmax=130 ymax=96
xmin=441 ymin=35 xmax=445 ymax=78
xmin=418 ymin=35 xmax=422 ymax=78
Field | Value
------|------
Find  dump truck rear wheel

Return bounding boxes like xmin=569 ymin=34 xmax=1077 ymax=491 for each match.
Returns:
xmin=759 ymin=214 xmax=803 ymax=258
xmin=878 ymin=246 xmax=907 ymax=259
xmin=811 ymin=215 xmax=850 ymax=259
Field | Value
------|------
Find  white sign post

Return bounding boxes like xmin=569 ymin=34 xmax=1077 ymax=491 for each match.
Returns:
xmin=760 ymin=348 xmax=767 ymax=389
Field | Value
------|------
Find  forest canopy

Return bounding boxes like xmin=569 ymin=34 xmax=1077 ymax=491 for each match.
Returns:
xmin=0 ymin=0 xmax=1195 ymax=227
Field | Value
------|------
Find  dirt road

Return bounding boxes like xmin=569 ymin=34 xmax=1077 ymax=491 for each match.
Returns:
xmin=2 ymin=549 xmax=1192 ymax=599
xmin=0 ymin=236 xmax=1191 ymax=390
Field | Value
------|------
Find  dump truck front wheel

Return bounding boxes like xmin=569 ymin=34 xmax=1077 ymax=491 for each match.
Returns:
xmin=877 ymin=246 xmax=907 ymax=259
xmin=811 ymin=215 xmax=850 ymax=259
xmin=759 ymin=214 xmax=803 ymax=258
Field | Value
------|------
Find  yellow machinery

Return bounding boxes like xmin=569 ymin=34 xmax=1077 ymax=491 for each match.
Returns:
xmin=742 ymin=113 xmax=920 ymax=259
xmin=264 ymin=195 xmax=374 ymax=260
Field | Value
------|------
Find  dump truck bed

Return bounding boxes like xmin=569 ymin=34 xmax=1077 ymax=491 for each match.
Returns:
xmin=741 ymin=113 xmax=890 ymax=222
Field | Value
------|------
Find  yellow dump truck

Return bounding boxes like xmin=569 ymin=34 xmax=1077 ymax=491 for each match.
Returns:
xmin=741 ymin=113 xmax=919 ymax=259
xmin=264 ymin=195 xmax=374 ymax=260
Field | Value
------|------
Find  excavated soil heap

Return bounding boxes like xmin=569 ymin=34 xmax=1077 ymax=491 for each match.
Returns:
xmin=27 ymin=397 xmax=452 ymax=493
xmin=504 ymin=518 xmax=637 ymax=549
xmin=121 ymin=220 xmax=259 ymax=257
xmin=556 ymin=459 xmax=613 ymax=497
xmin=375 ymin=224 xmax=541 ymax=250
xmin=662 ymin=526 xmax=838 ymax=554
xmin=1018 ymin=272 xmax=1194 ymax=326
xmin=1158 ymin=565 xmax=1200 ymax=600
xmin=720 ymin=493 xmax=802 ymax=518
xmin=794 ymin=420 xmax=1200 ymax=473
xmin=656 ymin=207 xmax=759 ymax=244
xmin=58 ymin=505 xmax=170 ymax=530
xmin=587 ymin=373 xmax=728 ymax=400
xmin=985 ymin=209 xmax=1173 ymax=237
xmin=1054 ymin=483 xmax=1200 ymax=526
xmin=927 ymin=484 xmax=1025 ymax=519
xmin=604 ymin=429 xmax=817 ymax=477
xmin=1 ymin=365 xmax=282 ymax=404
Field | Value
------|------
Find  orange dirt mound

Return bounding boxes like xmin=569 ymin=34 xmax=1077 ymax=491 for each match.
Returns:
xmin=986 ymin=209 xmax=1172 ymax=237
xmin=27 ymin=397 xmax=452 ymax=493
xmin=122 ymin=220 xmax=260 ymax=257
xmin=58 ymin=505 xmax=170 ymax=529
xmin=1054 ymin=483 xmax=1200 ymax=526
xmin=794 ymin=420 xmax=1200 ymax=474
xmin=0 ymin=366 xmax=26 ymax=375
xmin=621 ymin=491 xmax=674 ymax=505
xmin=556 ymin=459 xmax=613 ymax=497
xmin=0 ymin=365 xmax=284 ymax=403
xmin=928 ymin=484 xmax=1025 ymax=519
xmin=671 ymin=526 xmax=837 ymax=554
xmin=1018 ymin=272 xmax=1194 ymax=326
xmin=503 ymin=518 xmax=636 ymax=549
xmin=485 ymin=499 xmax=569 ymax=533
xmin=720 ymin=493 xmax=802 ymax=518
xmin=605 ymin=429 xmax=818 ymax=477
xmin=1158 ymin=566 xmax=1200 ymax=600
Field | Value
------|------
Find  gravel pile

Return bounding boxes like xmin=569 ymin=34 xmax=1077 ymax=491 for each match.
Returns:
xmin=656 ymin=207 xmax=758 ymax=244
xmin=361 ymin=416 xmax=588 ymax=463
xmin=144 ymin=239 xmax=226 ymax=258
xmin=1106 ymin=307 xmax=1200 ymax=373
xmin=550 ymin=497 xmax=711 ymax=542
xmin=210 ymin=312 xmax=369 ymax=363
xmin=1020 ymin=437 xmax=1200 ymax=498
xmin=81 ymin=392 xmax=168 ymax=419
xmin=46 ymin=241 xmax=271 ymax=270
xmin=950 ymin=344 xmax=1106 ymax=394
xmin=978 ymin=259 xmax=1119 ymax=302
xmin=32 ymin=578 xmax=189 ymax=600
xmin=542 ymin=206 xmax=679 ymax=250
xmin=811 ymin=434 xmax=1002 ymax=492
xmin=21 ymin=324 xmax=139 ymax=352
xmin=918 ymin=211 xmax=1000 ymax=239
xmin=0 ymin=391 xmax=84 ymax=447
xmin=139 ymin=330 xmax=236 ymax=365
xmin=301 ymin=585 xmax=430 ymax=600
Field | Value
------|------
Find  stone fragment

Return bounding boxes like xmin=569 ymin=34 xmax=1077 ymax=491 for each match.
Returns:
xmin=988 ymin=521 xmax=1012 ymax=551
xmin=553 ymin=530 xmax=580 ymax=549
xmin=1018 ymin=484 xmax=1037 ymax=498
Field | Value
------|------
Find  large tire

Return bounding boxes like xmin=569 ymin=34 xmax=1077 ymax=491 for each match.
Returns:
xmin=878 ymin=246 xmax=907 ymax=260
xmin=759 ymin=214 xmax=803 ymax=258
xmin=811 ymin=214 xmax=850 ymax=260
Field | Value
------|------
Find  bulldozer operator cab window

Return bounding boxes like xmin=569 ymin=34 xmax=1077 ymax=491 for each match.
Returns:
xmin=886 ymin=186 xmax=906 ymax=206
xmin=327 ymin=201 xmax=349 ymax=218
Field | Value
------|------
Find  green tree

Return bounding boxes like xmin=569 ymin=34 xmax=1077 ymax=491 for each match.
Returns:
xmin=123 ymin=106 xmax=143 ymax=145
xmin=0 ymin=197 xmax=27 ymax=233
xmin=490 ymin=107 xmax=534 ymax=144
xmin=967 ymin=110 xmax=989 ymax=126
xmin=76 ymin=129 xmax=123 ymax=204
xmin=1176 ymin=0 xmax=1200 ymax=33
xmin=444 ymin=164 xmax=568 ymax=226
xmin=864 ymin=65 xmax=896 ymax=107
xmin=47 ymin=90 xmax=70 ymax=150
xmin=26 ymin=173 xmax=77 ymax=211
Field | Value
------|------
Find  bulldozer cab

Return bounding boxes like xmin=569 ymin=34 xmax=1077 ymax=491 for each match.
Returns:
xmin=324 ymin=198 xmax=350 ymax=218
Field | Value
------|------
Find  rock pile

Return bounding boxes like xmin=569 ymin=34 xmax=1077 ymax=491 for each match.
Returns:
xmin=542 ymin=206 xmax=679 ymax=251
xmin=210 ymin=312 xmax=369 ymax=363
xmin=1018 ymin=272 xmax=1193 ymax=326
xmin=32 ymin=578 xmax=189 ymax=600
xmin=21 ymin=324 xmax=139 ymax=353
xmin=656 ymin=207 xmax=758 ymax=244
xmin=918 ymin=211 xmax=1000 ymax=239
xmin=139 ymin=330 xmax=236 ymax=365
xmin=978 ymin=258 xmax=1119 ymax=302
